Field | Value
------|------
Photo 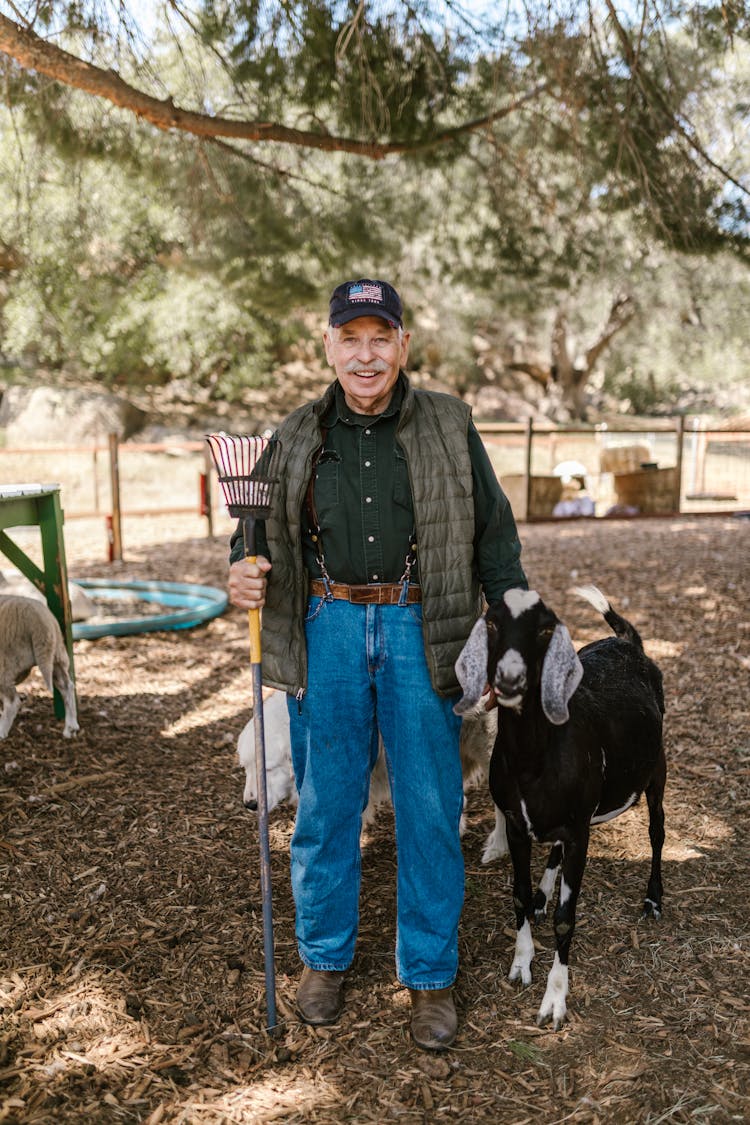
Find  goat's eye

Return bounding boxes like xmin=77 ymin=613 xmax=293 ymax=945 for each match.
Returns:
xmin=486 ymin=619 xmax=497 ymax=635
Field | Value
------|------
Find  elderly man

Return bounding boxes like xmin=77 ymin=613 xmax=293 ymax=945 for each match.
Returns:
xmin=229 ymin=278 xmax=527 ymax=1050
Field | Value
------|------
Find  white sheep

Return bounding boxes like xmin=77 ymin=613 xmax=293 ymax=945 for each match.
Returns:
xmin=237 ymin=690 xmax=508 ymax=862
xmin=0 ymin=570 xmax=96 ymax=621
xmin=0 ymin=596 xmax=79 ymax=739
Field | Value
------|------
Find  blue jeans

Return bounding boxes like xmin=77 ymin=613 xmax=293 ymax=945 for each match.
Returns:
xmin=287 ymin=596 xmax=465 ymax=989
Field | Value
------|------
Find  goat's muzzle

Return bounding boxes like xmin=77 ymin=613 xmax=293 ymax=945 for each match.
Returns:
xmin=494 ymin=689 xmax=524 ymax=712
xmin=493 ymin=672 xmax=526 ymax=711
xmin=492 ymin=648 xmax=527 ymax=710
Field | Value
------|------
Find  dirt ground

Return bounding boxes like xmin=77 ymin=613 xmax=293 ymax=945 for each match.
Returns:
xmin=1 ymin=514 xmax=749 ymax=1124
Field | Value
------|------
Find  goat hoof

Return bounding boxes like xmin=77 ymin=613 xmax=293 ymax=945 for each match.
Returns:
xmin=509 ymin=964 xmax=532 ymax=987
xmin=640 ymin=899 xmax=662 ymax=921
xmin=481 ymin=839 xmax=509 ymax=864
xmin=537 ymin=1004 xmax=567 ymax=1031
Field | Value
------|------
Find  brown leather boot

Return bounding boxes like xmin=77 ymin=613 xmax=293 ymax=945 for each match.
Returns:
xmin=296 ymin=967 xmax=346 ymax=1026
xmin=409 ymin=987 xmax=457 ymax=1050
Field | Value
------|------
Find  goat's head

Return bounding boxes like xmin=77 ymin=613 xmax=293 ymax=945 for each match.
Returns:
xmin=454 ymin=589 xmax=583 ymax=725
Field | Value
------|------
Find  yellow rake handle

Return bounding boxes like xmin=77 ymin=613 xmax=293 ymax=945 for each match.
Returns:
xmin=246 ymin=555 xmax=263 ymax=664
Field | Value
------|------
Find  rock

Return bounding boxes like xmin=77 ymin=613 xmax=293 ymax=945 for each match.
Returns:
xmin=467 ymin=385 xmax=547 ymax=422
xmin=0 ymin=385 xmax=146 ymax=446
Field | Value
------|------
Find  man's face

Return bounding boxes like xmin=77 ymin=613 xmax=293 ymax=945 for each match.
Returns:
xmin=323 ymin=315 xmax=410 ymax=416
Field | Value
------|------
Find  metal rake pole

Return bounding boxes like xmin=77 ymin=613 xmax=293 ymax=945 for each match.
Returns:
xmin=243 ymin=513 xmax=278 ymax=1033
xmin=206 ymin=433 xmax=281 ymax=1033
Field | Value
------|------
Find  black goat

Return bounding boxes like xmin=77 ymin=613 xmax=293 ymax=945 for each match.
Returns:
xmin=454 ymin=586 xmax=666 ymax=1029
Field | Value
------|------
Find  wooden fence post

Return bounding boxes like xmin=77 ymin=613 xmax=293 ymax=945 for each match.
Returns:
xmin=108 ymin=432 xmax=123 ymax=562
xmin=524 ymin=418 xmax=533 ymax=521
xmin=673 ymin=415 xmax=685 ymax=514
xmin=92 ymin=445 xmax=100 ymax=513
xmin=202 ymin=445 xmax=214 ymax=537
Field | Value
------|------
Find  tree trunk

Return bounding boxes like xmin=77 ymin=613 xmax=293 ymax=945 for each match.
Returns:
xmin=550 ymin=296 xmax=636 ymax=419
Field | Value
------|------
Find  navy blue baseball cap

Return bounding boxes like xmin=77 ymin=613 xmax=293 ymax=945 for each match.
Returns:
xmin=328 ymin=278 xmax=403 ymax=329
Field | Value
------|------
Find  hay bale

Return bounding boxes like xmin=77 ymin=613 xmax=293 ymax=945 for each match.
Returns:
xmin=501 ymin=474 xmax=563 ymax=520
xmin=613 ymin=467 xmax=678 ymax=514
xmin=599 ymin=443 xmax=652 ymax=474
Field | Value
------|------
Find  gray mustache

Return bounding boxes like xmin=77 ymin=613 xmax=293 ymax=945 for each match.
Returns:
xmin=344 ymin=358 xmax=390 ymax=373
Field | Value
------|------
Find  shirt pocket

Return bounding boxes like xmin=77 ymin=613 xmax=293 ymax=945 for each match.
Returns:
xmin=314 ymin=451 xmax=341 ymax=515
xmin=393 ymin=449 xmax=413 ymax=511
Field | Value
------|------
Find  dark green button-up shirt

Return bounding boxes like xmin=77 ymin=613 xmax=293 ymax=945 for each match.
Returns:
xmin=230 ymin=375 xmax=526 ymax=604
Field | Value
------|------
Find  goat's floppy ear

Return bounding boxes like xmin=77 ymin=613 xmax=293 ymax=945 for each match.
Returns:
xmin=454 ymin=616 xmax=489 ymax=715
xmin=541 ymin=623 xmax=584 ymax=725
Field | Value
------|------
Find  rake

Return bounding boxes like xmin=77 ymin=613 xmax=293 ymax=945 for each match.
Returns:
xmin=206 ymin=432 xmax=283 ymax=1033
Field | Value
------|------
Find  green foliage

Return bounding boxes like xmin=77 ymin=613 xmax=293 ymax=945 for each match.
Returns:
xmin=201 ymin=0 xmax=467 ymax=139
xmin=0 ymin=1 xmax=748 ymax=415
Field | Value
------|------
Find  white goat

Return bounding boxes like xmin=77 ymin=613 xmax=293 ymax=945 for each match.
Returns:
xmin=237 ymin=690 xmax=508 ymax=862
xmin=0 ymin=596 xmax=79 ymax=739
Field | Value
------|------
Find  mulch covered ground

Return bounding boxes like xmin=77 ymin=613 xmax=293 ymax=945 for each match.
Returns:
xmin=1 ymin=515 xmax=749 ymax=1124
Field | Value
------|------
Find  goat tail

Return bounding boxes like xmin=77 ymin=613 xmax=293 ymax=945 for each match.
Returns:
xmin=572 ymin=585 xmax=644 ymax=649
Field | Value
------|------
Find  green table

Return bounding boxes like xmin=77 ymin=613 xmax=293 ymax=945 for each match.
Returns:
xmin=0 ymin=484 xmax=76 ymax=716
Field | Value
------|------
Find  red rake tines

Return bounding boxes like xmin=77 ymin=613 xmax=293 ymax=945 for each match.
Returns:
xmin=205 ymin=433 xmax=282 ymax=519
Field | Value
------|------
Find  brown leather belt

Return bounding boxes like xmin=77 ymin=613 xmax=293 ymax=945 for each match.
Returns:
xmin=309 ymin=579 xmax=422 ymax=605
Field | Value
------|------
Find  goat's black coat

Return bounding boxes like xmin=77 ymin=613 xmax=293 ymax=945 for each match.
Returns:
xmin=476 ymin=590 xmax=666 ymax=1024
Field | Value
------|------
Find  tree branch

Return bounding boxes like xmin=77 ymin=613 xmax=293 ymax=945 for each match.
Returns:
xmin=603 ymin=0 xmax=750 ymax=201
xmin=0 ymin=13 xmax=548 ymax=159
xmin=584 ymin=293 xmax=636 ymax=370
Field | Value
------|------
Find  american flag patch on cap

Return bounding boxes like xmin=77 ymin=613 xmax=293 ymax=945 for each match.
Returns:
xmin=329 ymin=278 xmax=403 ymax=327
xmin=348 ymin=282 xmax=383 ymax=302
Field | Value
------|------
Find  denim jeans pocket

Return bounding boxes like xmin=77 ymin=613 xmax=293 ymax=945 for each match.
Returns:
xmin=406 ymin=602 xmax=423 ymax=625
xmin=304 ymin=596 xmax=327 ymax=623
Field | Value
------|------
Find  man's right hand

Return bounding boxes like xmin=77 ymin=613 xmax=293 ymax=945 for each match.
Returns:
xmin=229 ymin=556 xmax=272 ymax=610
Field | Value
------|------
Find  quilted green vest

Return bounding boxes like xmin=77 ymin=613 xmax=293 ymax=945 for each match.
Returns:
xmin=260 ymin=376 xmax=482 ymax=697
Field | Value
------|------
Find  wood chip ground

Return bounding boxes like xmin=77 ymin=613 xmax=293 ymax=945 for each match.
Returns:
xmin=1 ymin=515 xmax=749 ymax=1123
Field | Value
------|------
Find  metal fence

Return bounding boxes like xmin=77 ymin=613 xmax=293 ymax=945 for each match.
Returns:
xmin=0 ymin=420 xmax=748 ymax=561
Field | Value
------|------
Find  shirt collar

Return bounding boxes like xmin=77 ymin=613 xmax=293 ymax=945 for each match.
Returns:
xmin=325 ymin=373 xmax=406 ymax=428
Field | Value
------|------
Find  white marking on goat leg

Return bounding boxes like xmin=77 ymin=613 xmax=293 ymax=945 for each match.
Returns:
xmin=590 ymin=791 xmax=638 ymax=825
xmin=558 ymin=877 xmax=572 ymax=907
xmin=503 ymin=589 xmax=541 ymax=619
xmin=509 ymin=919 xmax=534 ymax=986
xmin=482 ymin=807 xmax=509 ymax=863
xmin=537 ymin=863 xmax=561 ymax=912
xmin=520 ymin=799 xmax=538 ymax=841
xmin=537 ymin=953 xmax=569 ymax=1029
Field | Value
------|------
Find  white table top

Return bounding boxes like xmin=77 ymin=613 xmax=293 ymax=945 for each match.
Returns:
xmin=0 ymin=484 xmax=61 ymax=500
